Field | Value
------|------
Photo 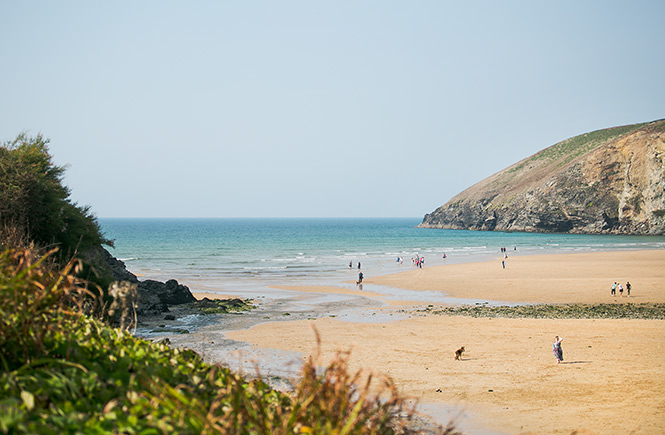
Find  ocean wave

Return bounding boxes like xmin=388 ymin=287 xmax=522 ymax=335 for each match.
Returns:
xmin=242 ymin=266 xmax=288 ymax=270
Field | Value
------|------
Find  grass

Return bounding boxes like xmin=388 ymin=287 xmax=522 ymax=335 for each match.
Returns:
xmin=508 ymin=121 xmax=650 ymax=173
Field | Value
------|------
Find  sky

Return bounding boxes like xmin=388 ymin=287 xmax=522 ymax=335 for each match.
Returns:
xmin=1 ymin=1 xmax=664 ymax=218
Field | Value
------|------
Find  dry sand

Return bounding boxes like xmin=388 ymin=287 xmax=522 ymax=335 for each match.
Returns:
xmin=227 ymin=250 xmax=665 ymax=434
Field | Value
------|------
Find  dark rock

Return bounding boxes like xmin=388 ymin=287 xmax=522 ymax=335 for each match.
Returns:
xmin=139 ymin=279 xmax=196 ymax=306
xmin=80 ymin=246 xmax=139 ymax=284
xmin=164 ymin=314 xmax=176 ymax=321
xmin=134 ymin=279 xmax=195 ymax=316
xmin=135 ymin=288 xmax=168 ymax=316
xmin=93 ymin=247 xmax=197 ymax=317
xmin=103 ymin=250 xmax=139 ymax=283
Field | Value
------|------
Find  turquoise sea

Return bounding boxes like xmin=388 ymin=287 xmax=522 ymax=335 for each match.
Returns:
xmin=100 ymin=218 xmax=665 ymax=295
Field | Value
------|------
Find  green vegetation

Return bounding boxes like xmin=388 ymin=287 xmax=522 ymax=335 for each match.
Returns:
xmin=0 ymin=248 xmax=426 ymax=434
xmin=412 ymin=303 xmax=665 ymax=319
xmin=1 ymin=134 xmax=114 ymax=292
xmin=508 ymin=121 xmax=649 ymax=173
xmin=0 ymin=134 xmax=111 ymax=258
xmin=194 ymin=297 xmax=256 ymax=315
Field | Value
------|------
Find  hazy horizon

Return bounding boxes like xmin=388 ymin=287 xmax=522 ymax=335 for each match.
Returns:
xmin=2 ymin=1 xmax=664 ymax=218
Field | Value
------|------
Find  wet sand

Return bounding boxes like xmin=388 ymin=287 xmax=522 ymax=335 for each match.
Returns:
xmin=226 ymin=250 xmax=665 ymax=434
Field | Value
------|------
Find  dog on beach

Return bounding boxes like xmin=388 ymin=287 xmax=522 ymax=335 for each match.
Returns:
xmin=454 ymin=346 xmax=465 ymax=360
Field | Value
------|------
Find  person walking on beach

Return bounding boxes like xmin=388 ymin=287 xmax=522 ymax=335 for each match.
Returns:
xmin=618 ymin=283 xmax=624 ymax=297
xmin=552 ymin=336 xmax=564 ymax=364
xmin=611 ymin=282 xmax=617 ymax=296
xmin=502 ymin=259 xmax=505 ymax=269
xmin=358 ymin=262 xmax=361 ymax=269
xmin=357 ymin=272 xmax=363 ymax=285
xmin=626 ymin=281 xmax=631 ymax=297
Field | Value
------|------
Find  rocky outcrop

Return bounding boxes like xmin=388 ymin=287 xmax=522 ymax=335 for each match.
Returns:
xmin=86 ymin=246 xmax=197 ymax=316
xmin=420 ymin=119 xmax=665 ymax=235
xmin=138 ymin=279 xmax=196 ymax=311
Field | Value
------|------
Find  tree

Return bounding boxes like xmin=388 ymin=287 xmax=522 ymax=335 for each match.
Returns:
xmin=0 ymin=133 xmax=111 ymax=258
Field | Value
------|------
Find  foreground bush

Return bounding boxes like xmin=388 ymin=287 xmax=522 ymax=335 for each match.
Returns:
xmin=0 ymin=249 xmax=429 ymax=434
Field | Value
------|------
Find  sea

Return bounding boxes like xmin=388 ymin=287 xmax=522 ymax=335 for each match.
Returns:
xmin=100 ymin=217 xmax=665 ymax=296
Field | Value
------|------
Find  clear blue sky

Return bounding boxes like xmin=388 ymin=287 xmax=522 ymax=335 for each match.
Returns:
xmin=1 ymin=1 xmax=663 ymax=218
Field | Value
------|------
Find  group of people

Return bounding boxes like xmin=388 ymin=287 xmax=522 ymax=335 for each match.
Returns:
xmin=412 ymin=256 xmax=425 ymax=268
xmin=611 ymin=281 xmax=631 ymax=297
xmin=396 ymin=254 xmax=446 ymax=267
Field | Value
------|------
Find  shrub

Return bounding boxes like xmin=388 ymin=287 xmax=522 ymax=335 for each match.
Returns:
xmin=0 ymin=134 xmax=111 ymax=259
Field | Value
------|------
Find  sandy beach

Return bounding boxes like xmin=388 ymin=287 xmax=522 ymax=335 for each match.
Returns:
xmin=369 ymin=250 xmax=665 ymax=305
xmin=226 ymin=250 xmax=665 ymax=434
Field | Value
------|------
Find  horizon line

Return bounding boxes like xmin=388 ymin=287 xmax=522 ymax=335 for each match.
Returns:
xmin=98 ymin=216 xmax=424 ymax=220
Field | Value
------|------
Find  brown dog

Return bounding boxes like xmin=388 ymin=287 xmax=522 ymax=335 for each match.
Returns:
xmin=454 ymin=346 xmax=465 ymax=360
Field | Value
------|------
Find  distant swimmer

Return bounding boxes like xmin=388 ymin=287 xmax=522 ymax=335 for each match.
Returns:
xmin=349 ymin=261 xmax=352 ymax=269
xmin=358 ymin=262 xmax=361 ymax=269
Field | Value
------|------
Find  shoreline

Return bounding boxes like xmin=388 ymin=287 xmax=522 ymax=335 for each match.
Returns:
xmin=221 ymin=249 xmax=665 ymax=434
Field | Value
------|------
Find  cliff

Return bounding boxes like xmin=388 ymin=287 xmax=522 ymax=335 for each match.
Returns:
xmin=419 ymin=119 xmax=665 ymax=235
